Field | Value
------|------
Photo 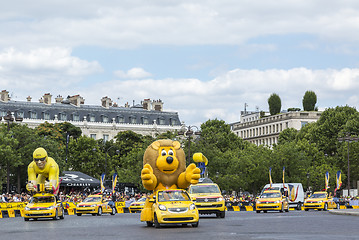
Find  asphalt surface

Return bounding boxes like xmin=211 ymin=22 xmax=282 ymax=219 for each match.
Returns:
xmin=1 ymin=210 xmax=359 ymax=240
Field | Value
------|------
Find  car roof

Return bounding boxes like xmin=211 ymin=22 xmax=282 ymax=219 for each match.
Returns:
xmin=263 ymin=190 xmax=281 ymax=193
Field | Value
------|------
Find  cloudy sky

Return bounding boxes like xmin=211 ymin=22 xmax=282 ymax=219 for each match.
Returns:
xmin=1 ymin=1 xmax=359 ymax=126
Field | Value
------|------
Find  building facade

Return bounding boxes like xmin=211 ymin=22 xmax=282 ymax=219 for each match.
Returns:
xmin=0 ymin=90 xmax=182 ymax=140
xmin=231 ymin=111 xmax=322 ymax=146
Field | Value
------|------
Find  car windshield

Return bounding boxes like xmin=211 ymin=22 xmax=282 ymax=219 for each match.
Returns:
xmin=260 ymin=192 xmax=281 ymax=198
xmin=158 ymin=190 xmax=191 ymax=202
xmin=189 ymin=184 xmax=220 ymax=194
xmin=83 ymin=197 xmax=101 ymax=202
xmin=309 ymin=193 xmax=326 ymax=199
xmin=30 ymin=196 xmax=55 ymax=203
xmin=138 ymin=198 xmax=146 ymax=202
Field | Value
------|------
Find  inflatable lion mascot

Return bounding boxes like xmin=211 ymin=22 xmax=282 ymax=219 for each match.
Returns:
xmin=141 ymin=139 xmax=201 ymax=191
xmin=140 ymin=139 xmax=201 ymax=222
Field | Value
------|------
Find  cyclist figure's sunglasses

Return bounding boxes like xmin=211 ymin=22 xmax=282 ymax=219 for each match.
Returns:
xmin=34 ymin=157 xmax=46 ymax=162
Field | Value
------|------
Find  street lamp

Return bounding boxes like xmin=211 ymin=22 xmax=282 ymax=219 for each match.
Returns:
xmin=178 ymin=125 xmax=201 ymax=165
xmin=338 ymin=132 xmax=359 ymax=197
xmin=0 ymin=111 xmax=23 ymax=193
xmin=306 ymin=172 xmax=310 ymax=193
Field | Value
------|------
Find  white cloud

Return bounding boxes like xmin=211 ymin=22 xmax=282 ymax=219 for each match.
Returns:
xmin=0 ymin=47 xmax=103 ymax=98
xmin=80 ymin=67 xmax=359 ymax=125
xmin=1 ymin=1 xmax=359 ymax=49
xmin=114 ymin=67 xmax=152 ymax=79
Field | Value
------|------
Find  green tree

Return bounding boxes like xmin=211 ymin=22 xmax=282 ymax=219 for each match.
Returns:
xmin=302 ymin=90 xmax=317 ymax=111
xmin=268 ymin=93 xmax=281 ymax=115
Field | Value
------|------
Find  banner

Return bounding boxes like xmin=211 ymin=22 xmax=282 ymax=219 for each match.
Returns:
xmin=269 ymin=167 xmax=273 ymax=188
xmin=100 ymin=173 xmax=106 ymax=194
xmin=112 ymin=173 xmax=118 ymax=195
xmin=335 ymin=171 xmax=342 ymax=190
xmin=325 ymin=171 xmax=330 ymax=190
xmin=282 ymin=167 xmax=285 ymax=188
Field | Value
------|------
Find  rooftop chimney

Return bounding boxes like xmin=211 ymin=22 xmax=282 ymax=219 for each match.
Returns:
xmin=27 ymin=96 xmax=32 ymax=102
xmin=142 ymin=98 xmax=151 ymax=111
xmin=55 ymin=95 xmax=63 ymax=103
xmin=43 ymin=93 xmax=52 ymax=105
xmin=68 ymin=94 xmax=85 ymax=107
xmin=101 ymin=96 xmax=112 ymax=109
xmin=152 ymin=99 xmax=163 ymax=111
xmin=0 ymin=90 xmax=10 ymax=102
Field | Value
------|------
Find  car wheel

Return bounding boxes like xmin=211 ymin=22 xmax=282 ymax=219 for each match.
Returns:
xmin=304 ymin=208 xmax=309 ymax=211
xmin=98 ymin=207 xmax=102 ymax=216
xmin=324 ymin=203 xmax=328 ymax=211
xmin=146 ymin=221 xmax=153 ymax=227
xmin=60 ymin=208 xmax=65 ymax=219
xmin=77 ymin=213 xmax=82 ymax=216
xmin=154 ymin=214 xmax=160 ymax=228
xmin=192 ymin=221 xmax=199 ymax=228
xmin=263 ymin=210 xmax=267 ymax=213
xmin=220 ymin=211 xmax=225 ymax=218
xmin=111 ymin=207 xmax=116 ymax=215
xmin=24 ymin=218 xmax=29 ymax=221
xmin=256 ymin=210 xmax=260 ymax=213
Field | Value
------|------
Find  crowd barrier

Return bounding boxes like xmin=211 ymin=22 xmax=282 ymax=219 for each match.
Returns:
xmin=1 ymin=201 xmax=358 ymax=218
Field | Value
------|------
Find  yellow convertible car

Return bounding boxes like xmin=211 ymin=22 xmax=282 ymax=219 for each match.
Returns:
xmin=76 ymin=194 xmax=116 ymax=216
xmin=256 ymin=190 xmax=289 ymax=213
xmin=303 ymin=191 xmax=338 ymax=211
xmin=143 ymin=189 xmax=199 ymax=228
xmin=24 ymin=192 xmax=65 ymax=221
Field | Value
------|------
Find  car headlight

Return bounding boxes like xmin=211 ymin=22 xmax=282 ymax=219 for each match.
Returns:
xmin=139 ymin=203 xmax=145 ymax=206
xmin=158 ymin=204 xmax=167 ymax=211
xmin=25 ymin=207 xmax=30 ymax=210
xmin=217 ymin=197 xmax=223 ymax=202
xmin=317 ymin=201 xmax=322 ymax=203
xmin=91 ymin=204 xmax=97 ymax=207
xmin=46 ymin=206 xmax=55 ymax=210
xmin=256 ymin=201 xmax=261 ymax=204
xmin=274 ymin=200 xmax=280 ymax=204
xmin=189 ymin=203 xmax=196 ymax=210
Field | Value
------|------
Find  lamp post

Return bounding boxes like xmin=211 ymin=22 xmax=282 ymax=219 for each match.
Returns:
xmin=178 ymin=125 xmax=201 ymax=165
xmin=306 ymin=172 xmax=310 ymax=193
xmin=338 ymin=132 xmax=359 ymax=197
xmin=0 ymin=111 xmax=23 ymax=193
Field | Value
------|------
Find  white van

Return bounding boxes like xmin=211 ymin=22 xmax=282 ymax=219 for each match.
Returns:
xmin=260 ymin=183 xmax=305 ymax=210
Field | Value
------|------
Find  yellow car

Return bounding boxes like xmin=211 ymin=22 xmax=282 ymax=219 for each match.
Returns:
xmin=145 ymin=189 xmax=199 ymax=228
xmin=188 ymin=183 xmax=226 ymax=218
xmin=256 ymin=190 xmax=289 ymax=213
xmin=24 ymin=192 xmax=65 ymax=221
xmin=76 ymin=194 xmax=116 ymax=216
xmin=129 ymin=197 xmax=146 ymax=213
xmin=303 ymin=191 xmax=338 ymax=211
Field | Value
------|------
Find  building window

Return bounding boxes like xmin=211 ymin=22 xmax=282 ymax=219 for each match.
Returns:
xmin=130 ymin=116 xmax=137 ymax=124
xmin=102 ymin=115 xmax=109 ymax=123
xmin=90 ymin=134 xmax=96 ymax=139
xmin=170 ymin=118 xmax=177 ymax=125
xmin=118 ymin=116 xmax=125 ymax=123
xmin=30 ymin=111 xmax=37 ymax=119
xmin=158 ymin=117 xmax=165 ymax=125
xmin=301 ymin=121 xmax=308 ymax=128
xmin=17 ymin=112 xmax=24 ymax=118
xmin=43 ymin=112 xmax=50 ymax=120
xmin=142 ymin=117 xmax=149 ymax=124
xmin=60 ymin=113 xmax=67 ymax=121
xmin=103 ymin=134 xmax=109 ymax=142
xmin=72 ymin=114 xmax=80 ymax=121
xmin=89 ymin=115 xmax=96 ymax=122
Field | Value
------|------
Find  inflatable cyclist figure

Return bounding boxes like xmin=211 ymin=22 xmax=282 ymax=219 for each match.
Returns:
xmin=26 ymin=147 xmax=60 ymax=194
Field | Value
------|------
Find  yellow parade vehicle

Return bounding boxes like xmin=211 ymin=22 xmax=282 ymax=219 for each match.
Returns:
xmin=256 ymin=189 xmax=289 ymax=213
xmin=76 ymin=194 xmax=116 ymax=216
xmin=129 ymin=197 xmax=146 ymax=213
xmin=142 ymin=189 xmax=199 ymax=228
xmin=188 ymin=180 xmax=225 ymax=218
xmin=23 ymin=192 xmax=65 ymax=221
xmin=303 ymin=191 xmax=338 ymax=211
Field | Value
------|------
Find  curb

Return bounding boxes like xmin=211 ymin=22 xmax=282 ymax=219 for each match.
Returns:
xmin=329 ymin=209 xmax=359 ymax=216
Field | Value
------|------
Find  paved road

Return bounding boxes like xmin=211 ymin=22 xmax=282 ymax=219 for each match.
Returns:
xmin=1 ymin=211 xmax=358 ymax=240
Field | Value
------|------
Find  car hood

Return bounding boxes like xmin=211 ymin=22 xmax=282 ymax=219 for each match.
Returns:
xmin=26 ymin=203 xmax=55 ymax=208
xmin=258 ymin=197 xmax=282 ymax=202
